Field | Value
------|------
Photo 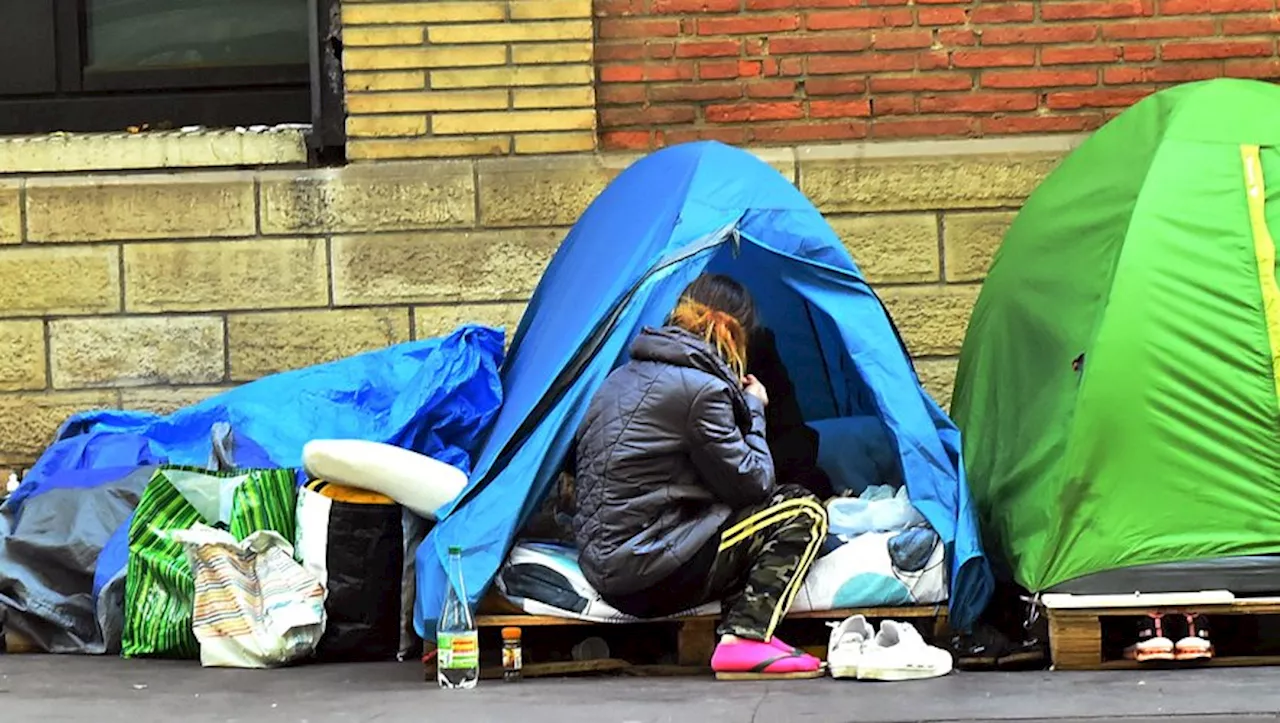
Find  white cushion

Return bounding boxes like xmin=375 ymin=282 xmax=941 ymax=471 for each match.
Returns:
xmin=301 ymin=439 xmax=466 ymax=519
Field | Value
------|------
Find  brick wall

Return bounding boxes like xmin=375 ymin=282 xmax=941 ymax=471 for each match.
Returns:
xmin=342 ymin=0 xmax=597 ymax=159
xmin=0 ymin=136 xmax=1071 ymax=471
xmin=594 ymin=0 xmax=1280 ymax=149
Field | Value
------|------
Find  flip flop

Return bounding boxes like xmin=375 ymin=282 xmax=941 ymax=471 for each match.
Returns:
xmin=712 ymin=639 xmax=824 ymax=681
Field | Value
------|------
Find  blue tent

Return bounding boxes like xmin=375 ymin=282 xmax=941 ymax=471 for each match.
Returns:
xmin=416 ymin=142 xmax=993 ymax=632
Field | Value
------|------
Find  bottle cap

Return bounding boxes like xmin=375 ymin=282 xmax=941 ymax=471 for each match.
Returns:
xmin=448 ymin=545 xmax=462 ymax=555
xmin=501 ymin=627 xmax=521 ymax=640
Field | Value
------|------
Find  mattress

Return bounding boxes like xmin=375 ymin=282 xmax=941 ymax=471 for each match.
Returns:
xmin=1047 ymin=555 xmax=1280 ymax=596
xmin=496 ymin=527 xmax=947 ymax=623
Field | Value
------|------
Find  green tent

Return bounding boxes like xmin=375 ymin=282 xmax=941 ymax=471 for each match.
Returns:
xmin=952 ymin=78 xmax=1280 ymax=595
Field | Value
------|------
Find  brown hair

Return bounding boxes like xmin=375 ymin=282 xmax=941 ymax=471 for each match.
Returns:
xmin=668 ymin=274 xmax=757 ymax=378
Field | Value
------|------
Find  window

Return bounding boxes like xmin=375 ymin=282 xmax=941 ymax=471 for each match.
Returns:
xmin=0 ymin=0 xmax=342 ymax=145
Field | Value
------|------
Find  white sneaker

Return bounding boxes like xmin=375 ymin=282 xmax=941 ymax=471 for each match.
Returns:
xmin=856 ymin=620 xmax=954 ymax=681
xmin=827 ymin=614 xmax=875 ymax=679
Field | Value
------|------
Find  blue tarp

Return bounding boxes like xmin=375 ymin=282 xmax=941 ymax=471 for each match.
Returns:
xmin=416 ymin=142 xmax=994 ymax=632
xmin=20 ymin=325 xmax=505 ymax=485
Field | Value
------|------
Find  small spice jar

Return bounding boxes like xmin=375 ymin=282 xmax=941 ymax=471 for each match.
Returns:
xmin=501 ymin=627 xmax=523 ymax=682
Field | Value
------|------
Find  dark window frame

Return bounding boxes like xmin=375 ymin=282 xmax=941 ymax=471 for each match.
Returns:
xmin=0 ymin=0 xmax=344 ymax=161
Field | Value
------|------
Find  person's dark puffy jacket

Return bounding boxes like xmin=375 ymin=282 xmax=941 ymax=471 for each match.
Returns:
xmin=573 ymin=326 xmax=776 ymax=597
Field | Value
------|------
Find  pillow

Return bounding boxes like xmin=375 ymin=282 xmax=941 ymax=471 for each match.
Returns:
xmin=807 ymin=416 xmax=902 ymax=496
xmin=301 ymin=439 xmax=466 ymax=519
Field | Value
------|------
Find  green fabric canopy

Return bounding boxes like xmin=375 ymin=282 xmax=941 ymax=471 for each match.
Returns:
xmin=952 ymin=78 xmax=1280 ymax=593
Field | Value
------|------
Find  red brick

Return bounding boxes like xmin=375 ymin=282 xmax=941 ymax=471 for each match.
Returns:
xmin=1041 ymin=46 xmax=1123 ymax=64
xmin=1102 ymin=61 xmax=1222 ymax=83
xmin=806 ymin=9 xmax=913 ymax=29
xmin=698 ymin=14 xmax=802 ymax=34
xmin=810 ymin=99 xmax=873 ymax=118
xmin=953 ymin=48 xmax=1037 ymax=67
xmin=751 ymin=122 xmax=870 ymax=143
xmin=938 ymin=29 xmax=979 ymax=45
xmin=1123 ymin=44 xmax=1158 ymax=61
xmin=649 ymin=42 xmax=677 ymax=59
xmin=699 ymin=60 xmax=743 ymax=79
xmin=674 ymin=39 xmax=743 ymax=58
xmin=872 ymin=30 xmax=934 ymax=50
xmin=1046 ymin=87 xmax=1156 ymax=109
xmin=982 ymin=114 xmax=1106 ymax=134
xmin=981 ymin=25 xmax=1099 ymax=44
xmin=649 ymin=83 xmax=743 ymax=102
xmin=917 ymin=50 xmax=953 ymax=69
xmin=1223 ymin=15 xmax=1280 ymax=34
xmin=1040 ymin=0 xmax=1148 ymax=20
xmin=595 ymin=0 xmax=643 ymax=15
xmin=600 ymin=105 xmax=695 ymax=127
xmin=919 ymin=6 xmax=969 ymax=24
xmin=662 ymin=127 xmax=751 ymax=146
xmin=1162 ymin=39 xmax=1274 ymax=60
xmin=1101 ymin=19 xmax=1217 ymax=38
xmin=706 ymin=101 xmax=806 ymax=122
xmin=872 ymin=94 xmax=918 ymax=114
xmin=746 ymin=80 xmax=799 ymax=98
xmin=596 ymin=42 xmax=648 ymax=62
xmin=919 ymin=91 xmax=1040 ymax=112
xmin=601 ymin=131 xmax=653 ymax=151
xmin=770 ymin=35 xmax=872 ymax=54
xmin=780 ymin=57 xmax=805 ymax=75
xmin=598 ymin=18 xmax=682 ymax=39
xmin=1160 ymin=0 xmax=1272 ymax=13
xmin=651 ymin=0 xmax=740 ymax=11
xmin=1226 ymin=58 xmax=1280 ymax=78
xmin=808 ymin=53 xmax=917 ymax=74
xmin=870 ymin=117 xmax=980 ymax=138
xmin=739 ymin=60 xmax=764 ymax=77
xmin=981 ymin=68 xmax=1099 ymax=88
xmin=805 ymin=77 xmax=870 ymax=95
xmin=970 ymin=3 xmax=1036 ymax=22
xmin=870 ymin=73 xmax=974 ymax=92
xmin=598 ymin=85 xmax=647 ymax=104
xmin=599 ymin=65 xmax=645 ymax=83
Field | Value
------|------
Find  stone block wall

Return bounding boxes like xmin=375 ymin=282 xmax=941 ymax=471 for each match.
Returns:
xmin=343 ymin=0 xmax=598 ymax=159
xmin=0 ymin=136 xmax=1072 ymax=470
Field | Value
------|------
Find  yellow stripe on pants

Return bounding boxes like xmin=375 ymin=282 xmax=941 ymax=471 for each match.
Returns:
xmin=716 ymin=496 xmax=828 ymax=641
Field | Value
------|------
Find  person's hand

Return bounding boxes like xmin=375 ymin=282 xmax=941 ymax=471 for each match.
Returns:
xmin=742 ymin=374 xmax=769 ymax=408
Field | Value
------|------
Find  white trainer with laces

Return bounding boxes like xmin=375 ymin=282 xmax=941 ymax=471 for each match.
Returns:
xmin=856 ymin=620 xmax=954 ymax=681
xmin=827 ymin=614 xmax=876 ymax=679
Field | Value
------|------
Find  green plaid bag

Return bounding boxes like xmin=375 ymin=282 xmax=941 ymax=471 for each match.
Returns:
xmin=122 ymin=466 xmax=297 ymax=659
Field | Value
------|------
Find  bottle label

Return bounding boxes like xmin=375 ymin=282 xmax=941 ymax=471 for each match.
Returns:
xmin=438 ymin=631 xmax=479 ymax=670
xmin=503 ymin=644 xmax=522 ymax=671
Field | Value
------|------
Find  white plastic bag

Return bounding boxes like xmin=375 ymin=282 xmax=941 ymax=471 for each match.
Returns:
xmin=172 ymin=523 xmax=326 ymax=668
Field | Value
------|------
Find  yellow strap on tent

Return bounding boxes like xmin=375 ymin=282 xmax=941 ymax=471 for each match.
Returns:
xmin=1242 ymin=144 xmax=1280 ymax=403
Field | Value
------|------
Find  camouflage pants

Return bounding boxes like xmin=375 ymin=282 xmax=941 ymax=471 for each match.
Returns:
xmin=708 ymin=484 xmax=828 ymax=641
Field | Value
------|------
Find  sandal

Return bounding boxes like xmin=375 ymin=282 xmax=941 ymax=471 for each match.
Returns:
xmin=712 ymin=638 xmax=824 ymax=680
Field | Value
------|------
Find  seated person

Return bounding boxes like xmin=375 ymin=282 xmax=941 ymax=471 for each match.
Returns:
xmin=572 ymin=273 xmax=829 ymax=680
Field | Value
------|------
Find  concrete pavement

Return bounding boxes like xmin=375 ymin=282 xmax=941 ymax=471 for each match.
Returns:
xmin=3 ymin=655 xmax=1280 ymax=723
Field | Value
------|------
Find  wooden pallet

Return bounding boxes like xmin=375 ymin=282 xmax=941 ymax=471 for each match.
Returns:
xmin=1047 ymin=597 xmax=1280 ymax=670
xmin=474 ymin=605 xmax=948 ymax=668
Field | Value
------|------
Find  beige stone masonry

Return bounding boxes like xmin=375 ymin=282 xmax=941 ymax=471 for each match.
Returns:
xmin=123 ymin=238 xmax=329 ymax=313
xmin=27 ymin=173 xmax=256 ymax=242
xmin=228 ymin=308 xmax=413 ymax=381
xmin=342 ymin=0 xmax=596 ymax=160
xmin=259 ymin=161 xmax=475 ymax=233
xmin=0 ymin=135 xmax=1076 ymax=466
xmin=49 ymin=316 xmax=226 ymax=389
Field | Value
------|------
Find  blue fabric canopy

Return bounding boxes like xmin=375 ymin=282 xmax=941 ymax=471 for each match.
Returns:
xmin=416 ymin=142 xmax=993 ymax=631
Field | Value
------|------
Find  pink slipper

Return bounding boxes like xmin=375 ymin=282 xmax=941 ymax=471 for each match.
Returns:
xmin=768 ymin=635 xmax=810 ymax=657
xmin=711 ymin=639 xmax=824 ymax=680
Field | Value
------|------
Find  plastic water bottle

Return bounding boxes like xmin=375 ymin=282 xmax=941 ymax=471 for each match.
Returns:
xmin=437 ymin=545 xmax=479 ymax=689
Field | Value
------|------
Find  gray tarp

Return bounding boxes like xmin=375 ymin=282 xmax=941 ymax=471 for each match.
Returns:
xmin=0 ymin=467 xmax=155 ymax=654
